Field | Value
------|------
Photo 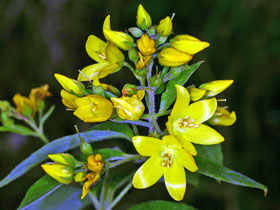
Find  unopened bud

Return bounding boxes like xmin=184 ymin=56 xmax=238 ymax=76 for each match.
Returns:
xmin=74 ymin=171 xmax=86 ymax=182
xmin=41 ymin=163 xmax=74 ymax=184
xmin=128 ymin=27 xmax=143 ymax=38
xmin=122 ymin=84 xmax=137 ymax=96
xmin=128 ymin=47 xmax=139 ymax=64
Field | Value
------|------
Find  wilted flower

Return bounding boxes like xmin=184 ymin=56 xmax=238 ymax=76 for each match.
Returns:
xmin=137 ymin=33 xmax=156 ymax=56
xmin=208 ymin=106 xmax=236 ymax=126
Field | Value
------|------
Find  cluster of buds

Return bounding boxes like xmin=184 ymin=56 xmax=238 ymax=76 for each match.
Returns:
xmin=41 ymin=139 xmax=104 ymax=199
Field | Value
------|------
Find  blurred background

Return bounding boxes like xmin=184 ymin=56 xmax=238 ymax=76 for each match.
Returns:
xmin=0 ymin=0 xmax=279 ymax=209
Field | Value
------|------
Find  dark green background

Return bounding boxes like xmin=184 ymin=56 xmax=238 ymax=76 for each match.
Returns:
xmin=0 ymin=0 xmax=279 ymax=209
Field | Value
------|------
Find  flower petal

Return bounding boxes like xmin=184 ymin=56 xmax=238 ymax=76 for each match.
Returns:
xmin=170 ymin=85 xmax=190 ymax=120
xmin=176 ymin=148 xmax=198 ymax=172
xmin=185 ymin=98 xmax=217 ymax=124
xmin=179 ymin=124 xmax=224 ymax=145
xmin=85 ymin=35 xmax=107 ymax=63
xmin=133 ymin=155 xmax=163 ymax=189
xmin=180 ymin=140 xmax=197 ymax=156
xmin=163 ymin=160 xmax=186 ymax=201
xmin=132 ymin=136 xmax=162 ymax=156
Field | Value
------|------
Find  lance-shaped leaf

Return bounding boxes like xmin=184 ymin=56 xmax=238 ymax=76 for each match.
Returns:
xmin=159 ymin=61 xmax=203 ymax=112
xmin=0 ymin=125 xmax=35 ymax=136
xmin=196 ymin=144 xmax=223 ymax=166
xmin=18 ymin=176 xmax=90 ymax=210
xmin=0 ymin=130 xmax=130 ymax=188
xmin=196 ymin=156 xmax=268 ymax=193
xmin=129 ymin=200 xmax=197 ymax=210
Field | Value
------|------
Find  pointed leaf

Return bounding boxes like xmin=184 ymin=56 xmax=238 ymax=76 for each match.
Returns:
xmin=196 ymin=156 xmax=268 ymax=193
xmin=0 ymin=125 xmax=35 ymax=136
xmin=0 ymin=130 xmax=130 ymax=188
xmin=196 ymin=144 xmax=223 ymax=166
xmin=19 ymin=184 xmax=90 ymax=210
xmin=17 ymin=175 xmax=62 ymax=210
xmin=159 ymin=61 xmax=203 ymax=112
xmin=91 ymin=120 xmax=134 ymax=138
xmin=129 ymin=200 xmax=197 ymax=210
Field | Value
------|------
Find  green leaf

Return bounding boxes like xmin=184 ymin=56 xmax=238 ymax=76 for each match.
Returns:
xmin=19 ymin=184 xmax=90 ymax=210
xmin=0 ymin=129 xmax=130 ymax=188
xmin=17 ymin=175 xmax=62 ymax=210
xmin=93 ymin=148 xmax=127 ymax=160
xmin=40 ymin=105 xmax=55 ymax=127
xmin=0 ymin=124 xmax=35 ymax=136
xmin=91 ymin=120 xmax=134 ymax=138
xmin=129 ymin=200 xmax=197 ymax=210
xmin=111 ymin=118 xmax=153 ymax=128
xmin=159 ymin=61 xmax=203 ymax=112
xmin=196 ymin=144 xmax=223 ymax=166
xmin=196 ymin=156 xmax=268 ymax=193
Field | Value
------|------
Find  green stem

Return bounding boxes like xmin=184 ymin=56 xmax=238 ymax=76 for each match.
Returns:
xmin=100 ymin=170 xmax=111 ymax=210
xmin=88 ymin=190 xmax=100 ymax=209
xmin=25 ymin=116 xmax=49 ymax=144
xmin=131 ymin=124 xmax=139 ymax=135
xmin=141 ymin=110 xmax=171 ymax=119
xmin=109 ymin=182 xmax=133 ymax=209
xmin=108 ymin=155 xmax=145 ymax=169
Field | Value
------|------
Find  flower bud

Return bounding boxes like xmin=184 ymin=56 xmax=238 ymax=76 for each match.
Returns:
xmin=149 ymin=74 xmax=162 ymax=87
xmin=147 ymin=26 xmax=156 ymax=36
xmin=103 ymin=29 xmax=134 ymax=50
xmin=74 ymin=95 xmax=113 ymax=123
xmin=158 ymin=47 xmax=192 ymax=67
xmin=137 ymin=33 xmax=156 ymax=56
xmin=87 ymin=154 xmax=104 ymax=173
xmin=0 ymin=101 xmax=11 ymax=111
xmin=208 ymin=106 xmax=236 ymax=126
xmin=137 ymin=4 xmax=152 ymax=30
xmin=80 ymin=142 xmax=93 ymax=155
xmin=156 ymin=36 xmax=168 ymax=46
xmin=199 ymin=80 xmax=234 ymax=98
xmin=74 ymin=171 xmax=86 ymax=182
xmin=170 ymin=35 xmax=210 ymax=55
xmin=136 ymin=53 xmax=151 ymax=69
xmin=13 ymin=94 xmax=35 ymax=116
xmin=100 ymin=83 xmax=121 ymax=97
xmin=111 ymin=91 xmax=145 ymax=120
xmin=128 ymin=47 xmax=139 ymax=64
xmin=122 ymin=84 xmax=137 ymax=96
xmin=187 ymin=87 xmax=206 ymax=101
xmin=54 ymin=73 xmax=85 ymax=95
xmin=41 ymin=163 xmax=74 ymax=184
xmin=60 ymin=89 xmax=78 ymax=109
xmin=48 ymin=153 xmax=76 ymax=167
xmin=128 ymin=27 xmax=143 ymax=38
xmin=156 ymin=16 xmax=172 ymax=37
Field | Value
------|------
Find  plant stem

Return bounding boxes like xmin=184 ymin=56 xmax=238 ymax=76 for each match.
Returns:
xmin=131 ymin=124 xmax=139 ymax=135
xmin=109 ymin=182 xmax=133 ymax=209
xmin=141 ymin=110 xmax=171 ymax=119
xmin=25 ymin=116 xmax=49 ymax=144
xmin=108 ymin=155 xmax=145 ymax=169
xmin=100 ymin=170 xmax=111 ymax=210
xmin=88 ymin=190 xmax=100 ymax=209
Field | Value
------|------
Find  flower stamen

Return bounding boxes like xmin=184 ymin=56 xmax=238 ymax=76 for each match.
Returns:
xmin=179 ymin=116 xmax=199 ymax=128
xmin=161 ymin=152 xmax=173 ymax=168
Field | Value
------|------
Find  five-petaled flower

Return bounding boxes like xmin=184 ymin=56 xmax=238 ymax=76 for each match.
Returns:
xmin=166 ymin=85 xmax=224 ymax=156
xmin=132 ymin=135 xmax=198 ymax=201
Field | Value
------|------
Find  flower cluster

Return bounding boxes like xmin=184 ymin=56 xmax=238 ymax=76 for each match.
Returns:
xmin=49 ymin=4 xmax=237 ymax=201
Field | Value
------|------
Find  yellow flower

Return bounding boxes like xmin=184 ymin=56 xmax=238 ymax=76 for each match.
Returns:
xmin=208 ymin=106 xmax=237 ymax=126
xmin=60 ymin=89 xmax=78 ymax=109
xmin=41 ymin=163 xmax=74 ymax=184
xmin=29 ymin=84 xmax=51 ymax=103
xmin=166 ymin=85 xmax=224 ymax=155
xmin=77 ymin=61 xmax=120 ymax=86
xmin=199 ymin=80 xmax=234 ymax=98
xmin=103 ymin=15 xmax=134 ymax=50
xmin=132 ymin=135 xmax=198 ymax=201
xmin=137 ymin=33 xmax=156 ymax=56
xmin=48 ymin=153 xmax=75 ymax=166
xmin=73 ymin=95 xmax=113 ymax=123
xmin=156 ymin=16 xmax=172 ymax=37
xmin=187 ymin=87 xmax=206 ymax=101
xmin=136 ymin=53 xmax=151 ymax=69
xmin=170 ymin=35 xmax=210 ymax=55
xmin=13 ymin=94 xmax=35 ymax=115
xmin=137 ymin=4 xmax=152 ymax=30
xmin=111 ymin=90 xmax=145 ymax=120
xmin=54 ymin=73 xmax=85 ymax=95
xmin=158 ymin=47 xmax=192 ymax=67
xmin=81 ymin=154 xmax=104 ymax=199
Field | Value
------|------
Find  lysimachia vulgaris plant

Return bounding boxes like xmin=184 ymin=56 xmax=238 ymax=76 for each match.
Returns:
xmin=0 ymin=4 xmax=267 ymax=210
